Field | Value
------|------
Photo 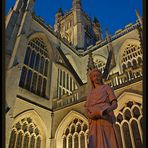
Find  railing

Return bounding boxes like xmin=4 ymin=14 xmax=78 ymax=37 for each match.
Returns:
xmin=52 ymin=66 xmax=143 ymax=110
xmin=53 ymin=85 xmax=87 ymax=109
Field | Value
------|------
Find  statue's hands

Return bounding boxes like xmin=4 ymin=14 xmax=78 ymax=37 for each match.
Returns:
xmin=102 ymin=101 xmax=117 ymax=116
xmin=102 ymin=107 xmax=116 ymax=123
xmin=102 ymin=107 xmax=112 ymax=116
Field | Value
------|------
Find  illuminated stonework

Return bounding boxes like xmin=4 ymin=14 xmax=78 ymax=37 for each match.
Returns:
xmin=9 ymin=117 xmax=42 ymax=148
xmin=5 ymin=0 xmax=143 ymax=147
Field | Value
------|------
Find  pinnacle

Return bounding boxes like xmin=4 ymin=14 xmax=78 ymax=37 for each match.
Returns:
xmin=87 ymin=52 xmax=96 ymax=71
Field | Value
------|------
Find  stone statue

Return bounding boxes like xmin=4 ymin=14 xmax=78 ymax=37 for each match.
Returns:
xmin=84 ymin=68 xmax=122 ymax=148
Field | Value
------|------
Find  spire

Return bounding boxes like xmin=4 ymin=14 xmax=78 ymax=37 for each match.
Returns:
xmin=55 ymin=7 xmax=63 ymax=25
xmin=57 ymin=7 xmax=63 ymax=15
xmin=105 ymin=28 xmax=112 ymax=51
xmin=135 ymin=10 xmax=143 ymax=48
xmin=87 ymin=52 xmax=96 ymax=71
xmin=93 ymin=17 xmax=99 ymax=23
xmin=105 ymin=28 xmax=111 ymax=43
xmin=103 ymin=28 xmax=116 ymax=79
xmin=135 ymin=9 xmax=143 ymax=27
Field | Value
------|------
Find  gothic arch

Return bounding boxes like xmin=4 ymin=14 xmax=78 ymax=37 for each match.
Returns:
xmin=13 ymin=109 xmax=48 ymax=138
xmin=56 ymin=63 xmax=80 ymax=86
xmin=55 ymin=63 xmax=80 ymax=99
xmin=114 ymin=91 xmax=142 ymax=116
xmin=27 ymin=31 xmax=55 ymax=60
xmin=114 ymin=92 xmax=143 ymax=147
xmin=20 ymin=32 xmax=54 ymax=97
xmin=93 ymin=54 xmax=107 ymax=62
xmin=8 ymin=109 xmax=48 ymax=148
xmin=55 ymin=110 xmax=88 ymax=148
xmin=117 ymin=38 xmax=141 ymax=73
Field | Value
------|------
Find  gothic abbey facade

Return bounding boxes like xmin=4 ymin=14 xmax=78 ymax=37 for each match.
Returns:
xmin=5 ymin=0 xmax=143 ymax=147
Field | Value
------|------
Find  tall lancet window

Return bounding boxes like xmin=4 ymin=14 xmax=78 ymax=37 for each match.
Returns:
xmin=121 ymin=43 xmax=142 ymax=71
xmin=57 ymin=68 xmax=78 ymax=99
xmin=8 ymin=117 xmax=44 ymax=148
xmin=19 ymin=37 xmax=50 ymax=99
xmin=62 ymin=118 xmax=88 ymax=148
xmin=115 ymin=101 xmax=143 ymax=148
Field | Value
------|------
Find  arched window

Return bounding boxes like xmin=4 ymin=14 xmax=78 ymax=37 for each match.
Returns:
xmin=63 ymin=137 xmax=66 ymax=148
xmin=23 ymin=133 xmax=29 ymax=148
xmin=36 ymin=137 xmax=41 ymax=148
xmin=122 ymin=122 xmax=132 ymax=147
xmin=16 ymin=131 xmax=23 ymax=148
xmin=19 ymin=66 xmax=27 ymax=88
xmin=124 ymin=109 xmax=132 ymax=121
xmin=57 ymin=68 xmax=78 ymax=99
xmin=132 ymin=106 xmax=141 ymax=118
xmin=8 ymin=130 xmax=17 ymax=148
xmin=127 ymin=61 xmax=132 ymax=68
xmin=24 ymin=47 xmax=31 ymax=65
xmin=26 ymin=70 xmax=32 ymax=90
xmin=31 ymin=72 xmax=37 ymax=93
xmin=116 ymin=101 xmax=143 ymax=148
xmin=20 ymin=37 xmax=50 ymax=98
xmin=39 ymin=56 xmax=44 ymax=74
xmin=131 ymin=120 xmax=142 ymax=147
xmin=44 ymin=59 xmax=49 ymax=76
xmin=140 ymin=117 xmax=143 ymax=133
xmin=29 ymin=50 xmax=36 ymax=68
xmin=30 ymin=135 xmax=35 ymax=148
xmin=74 ymin=134 xmax=78 ymax=148
xmin=9 ymin=117 xmax=44 ymax=148
xmin=62 ymin=118 xmax=88 ymax=148
xmin=80 ymin=133 xmax=85 ymax=148
xmin=37 ymin=75 xmax=42 ymax=95
xmin=115 ymin=124 xmax=123 ymax=147
xmin=117 ymin=113 xmax=123 ymax=123
xmin=35 ymin=54 xmax=40 ymax=71
xmin=121 ymin=43 xmax=142 ymax=71
xmin=68 ymin=135 xmax=72 ymax=148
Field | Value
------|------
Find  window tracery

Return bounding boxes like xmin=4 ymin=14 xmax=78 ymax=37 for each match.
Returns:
xmin=19 ymin=37 xmax=49 ymax=98
xmin=57 ymin=68 xmax=78 ymax=99
xmin=121 ymin=43 xmax=142 ymax=71
xmin=115 ymin=101 xmax=143 ymax=148
xmin=62 ymin=118 xmax=88 ymax=148
xmin=9 ymin=117 xmax=43 ymax=148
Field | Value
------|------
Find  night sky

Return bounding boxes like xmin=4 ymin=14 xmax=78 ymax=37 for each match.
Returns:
xmin=5 ymin=0 xmax=142 ymax=37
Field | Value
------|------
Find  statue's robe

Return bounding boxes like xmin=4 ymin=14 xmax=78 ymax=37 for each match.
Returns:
xmin=85 ymin=84 xmax=121 ymax=148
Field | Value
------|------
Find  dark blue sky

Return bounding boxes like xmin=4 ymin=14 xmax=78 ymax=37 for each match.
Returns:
xmin=6 ymin=0 xmax=142 ymax=37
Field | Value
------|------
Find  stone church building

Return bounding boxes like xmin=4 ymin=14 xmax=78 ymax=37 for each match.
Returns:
xmin=5 ymin=0 xmax=143 ymax=147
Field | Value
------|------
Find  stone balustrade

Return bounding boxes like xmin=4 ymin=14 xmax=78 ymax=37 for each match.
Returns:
xmin=53 ymin=65 xmax=143 ymax=109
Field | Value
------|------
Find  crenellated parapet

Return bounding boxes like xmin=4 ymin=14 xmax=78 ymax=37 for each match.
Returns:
xmin=84 ymin=21 xmax=141 ymax=55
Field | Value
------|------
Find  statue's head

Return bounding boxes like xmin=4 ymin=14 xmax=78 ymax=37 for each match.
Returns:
xmin=88 ymin=68 xmax=103 ymax=88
